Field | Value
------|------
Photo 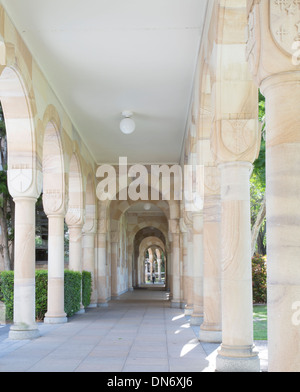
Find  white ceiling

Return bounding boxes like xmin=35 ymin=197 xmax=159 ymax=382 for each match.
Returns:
xmin=1 ymin=0 xmax=208 ymax=164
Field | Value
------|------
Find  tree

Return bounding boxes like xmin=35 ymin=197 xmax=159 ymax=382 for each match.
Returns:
xmin=0 ymin=102 xmax=14 ymax=270
xmin=251 ymin=91 xmax=266 ymax=256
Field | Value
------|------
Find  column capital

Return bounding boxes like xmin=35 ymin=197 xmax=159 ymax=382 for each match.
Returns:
xmin=168 ymin=218 xmax=180 ymax=234
xmin=65 ymin=206 xmax=84 ymax=228
xmin=110 ymin=231 xmax=119 ymax=243
xmin=43 ymin=189 xmax=66 ymax=217
xmin=97 ymin=217 xmax=107 ymax=234
xmin=246 ymin=0 xmax=300 ymax=86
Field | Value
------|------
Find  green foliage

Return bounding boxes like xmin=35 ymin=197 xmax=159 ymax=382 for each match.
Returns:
xmin=35 ymin=270 xmax=48 ymax=320
xmin=253 ymin=305 xmax=267 ymax=340
xmin=0 ymin=271 xmax=14 ymax=320
xmin=250 ymin=91 xmax=266 ymax=254
xmin=253 ymin=90 xmax=266 ymax=184
xmin=64 ymin=270 xmax=82 ymax=317
xmin=0 ymin=270 xmax=91 ymax=321
xmin=82 ymin=270 xmax=92 ymax=308
xmin=252 ymin=254 xmax=267 ymax=304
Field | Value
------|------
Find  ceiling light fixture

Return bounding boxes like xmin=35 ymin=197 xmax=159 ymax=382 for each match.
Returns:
xmin=120 ymin=110 xmax=135 ymax=134
xmin=144 ymin=203 xmax=151 ymax=211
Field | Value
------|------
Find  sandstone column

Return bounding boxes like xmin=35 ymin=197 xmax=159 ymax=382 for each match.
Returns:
xmin=190 ymin=212 xmax=204 ymax=325
xmin=216 ymin=161 xmax=259 ymax=371
xmin=9 ymin=197 xmax=40 ymax=339
xmin=169 ymin=219 xmax=181 ymax=308
xmin=68 ymin=225 xmax=84 ymax=313
xmin=110 ymin=231 xmax=119 ymax=298
xmin=199 ymin=165 xmax=222 ymax=343
xmin=206 ymin=1 xmax=262 ymax=370
xmin=82 ymin=230 xmax=97 ymax=306
xmin=96 ymin=201 xmax=108 ymax=305
xmin=246 ymin=0 xmax=300 ymax=372
xmin=211 ymin=122 xmax=260 ymax=371
xmin=184 ymin=223 xmax=194 ymax=316
xmin=44 ymin=214 xmax=67 ymax=324
xmin=157 ymin=258 xmax=162 ymax=282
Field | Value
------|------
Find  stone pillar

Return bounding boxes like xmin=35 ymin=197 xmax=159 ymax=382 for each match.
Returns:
xmin=157 ymin=259 xmax=162 ymax=282
xmin=44 ymin=214 xmax=67 ymax=324
xmin=9 ymin=197 xmax=40 ymax=339
xmin=110 ymin=231 xmax=119 ymax=298
xmin=246 ymin=0 xmax=300 ymax=372
xmin=216 ymin=161 xmax=259 ymax=371
xmin=127 ymin=244 xmax=134 ymax=290
xmin=184 ymin=224 xmax=194 ymax=316
xmin=82 ymin=230 xmax=97 ymax=307
xmin=169 ymin=219 xmax=181 ymax=308
xmin=96 ymin=203 xmax=108 ymax=306
xmin=145 ymin=262 xmax=148 ymax=283
xmin=211 ymin=122 xmax=260 ymax=371
xmin=263 ymin=74 xmax=300 ymax=372
xmin=67 ymin=224 xmax=84 ymax=313
xmin=199 ymin=165 xmax=222 ymax=343
xmin=190 ymin=212 xmax=204 ymax=325
xmin=148 ymin=248 xmax=153 ymax=278
xmin=97 ymin=232 xmax=108 ymax=305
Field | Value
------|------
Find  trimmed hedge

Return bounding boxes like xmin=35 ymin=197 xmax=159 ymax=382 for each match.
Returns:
xmin=36 ymin=270 xmax=48 ymax=320
xmin=0 ymin=271 xmax=14 ymax=321
xmin=82 ymin=270 xmax=92 ymax=308
xmin=252 ymin=254 xmax=267 ymax=304
xmin=64 ymin=270 xmax=82 ymax=317
xmin=0 ymin=270 xmax=92 ymax=321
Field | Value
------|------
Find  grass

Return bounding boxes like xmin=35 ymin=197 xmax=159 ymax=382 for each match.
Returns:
xmin=253 ymin=305 xmax=267 ymax=340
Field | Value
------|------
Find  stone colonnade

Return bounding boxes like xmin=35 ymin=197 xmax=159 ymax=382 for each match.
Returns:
xmin=1 ymin=1 xmax=300 ymax=372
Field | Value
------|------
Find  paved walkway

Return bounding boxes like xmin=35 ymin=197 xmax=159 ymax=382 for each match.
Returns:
xmin=0 ymin=289 xmax=268 ymax=372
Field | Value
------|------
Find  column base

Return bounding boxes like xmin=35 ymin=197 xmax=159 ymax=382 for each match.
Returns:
xmin=199 ymin=328 xmax=222 ymax=343
xmin=9 ymin=324 xmax=40 ymax=340
xmin=216 ymin=345 xmax=260 ymax=372
xmin=170 ymin=300 xmax=181 ymax=308
xmin=75 ymin=308 xmax=85 ymax=315
xmin=44 ymin=315 xmax=68 ymax=324
xmin=184 ymin=305 xmax=193 ymax=316
xmin=98 ymin=302 xmax=108 ymax=308
xmin=190 ymin=313 xmax=203 ymax=326
xmin=87 ymin=303 xmax=97 ymax=308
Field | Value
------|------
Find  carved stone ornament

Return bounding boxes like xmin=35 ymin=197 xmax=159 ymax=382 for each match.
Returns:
xmin=246 ymin=0 xmax=261 ymax=77
xmin=213 ymin=119 xmax=260 ymax=163
xmin=270 ymin=0 xmax=300 ymax=55
xmin=43 ymin=189 xmax=63 ymax=215
xmin=8 ymin=164 xmax=32 ymax=194
xmin=204 ymin=166 xmax=220 ymax=196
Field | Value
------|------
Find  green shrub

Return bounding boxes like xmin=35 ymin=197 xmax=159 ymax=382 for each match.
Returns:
xmin=252 ymin=254 xmax=267 ymax=304
xmin=0 ymin=269 xmax=89 ymax=321
xmin=35 ymin=270 xmax=48 ymax=320
xmin=0 ymin=271 xmax=14 ymax=321
xmin=64 ymin=270 xmax=82 ymax=317
xmin=82 ymin=270 xmax=92 ymax=308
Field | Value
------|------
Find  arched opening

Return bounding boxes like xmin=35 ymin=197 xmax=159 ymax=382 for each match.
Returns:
xmin=41 ymin=111 xmax=67 ymax=324
xmin=133 ymin=227 xmax=167 ymax=289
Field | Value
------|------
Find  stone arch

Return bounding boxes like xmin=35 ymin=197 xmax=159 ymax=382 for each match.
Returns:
xmin=138 ymin=236 xmax=166 ymax=285
xmin=65 ymin=151 xmax=84 ymax=227
xmin=0 ymin=66 xmax=40 ymax=199
xmin=83 ymin=171 xmax=97 ymax=234
xmin=133 ymin=226 xmax=168 ymax=288
xmin=65 ymin=151 xmax=85 ymax=281
xmin=42 ymin=114 xmax=65 ymax=216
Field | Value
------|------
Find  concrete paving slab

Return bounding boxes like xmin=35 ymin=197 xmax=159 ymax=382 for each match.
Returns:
xmin=0 ymin=289 xmax=268 ymax=372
